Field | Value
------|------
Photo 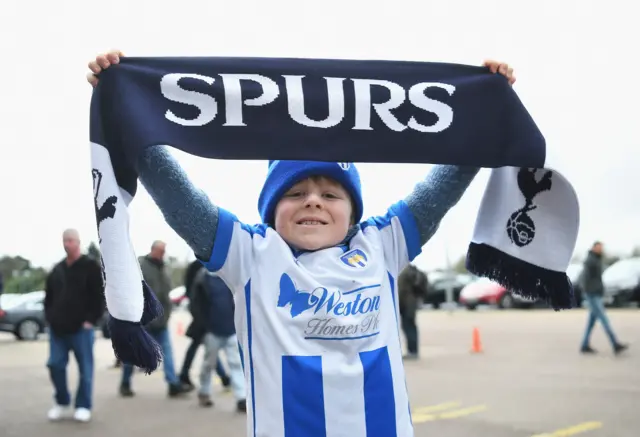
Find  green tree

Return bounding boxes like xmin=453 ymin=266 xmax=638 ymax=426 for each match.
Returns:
xmin=0 ymin=255 xmax=31 ymax=281
xmin=5 ymin=268 xmax=48 ymax=294
xmin=0 ymin=256 xmax=48 ymax=294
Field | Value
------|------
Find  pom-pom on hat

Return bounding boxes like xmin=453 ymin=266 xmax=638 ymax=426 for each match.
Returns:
xmin=258 ymin=160 xmax=363 ymax=226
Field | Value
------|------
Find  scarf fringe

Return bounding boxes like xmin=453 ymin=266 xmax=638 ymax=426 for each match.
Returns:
xmin=466 ymin=242 xmax=576 ymax=310
xmin=107 ymin=316 xmax=163 ymax=374
xmin=105 ymin=283 xmax=164 ymax=373
xmin=141 ymin=281 xmax=164 ymax=326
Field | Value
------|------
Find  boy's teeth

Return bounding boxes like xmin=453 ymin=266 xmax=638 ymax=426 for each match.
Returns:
xmin=301 ymin=220 xmax=321 ymax=225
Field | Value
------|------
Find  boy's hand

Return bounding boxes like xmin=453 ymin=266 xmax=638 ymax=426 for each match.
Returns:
xmin=483 ymin=60 xmax=516 ymax=85
xmin=87 ymin=50 xmax=124 ymax=88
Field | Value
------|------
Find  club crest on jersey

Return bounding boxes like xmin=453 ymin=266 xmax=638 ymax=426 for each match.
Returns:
xmin=340 ymin=249 xmax=368 ymax=268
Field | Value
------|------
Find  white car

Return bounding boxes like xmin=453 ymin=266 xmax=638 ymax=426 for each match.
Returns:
xmin=602 ymin=257 xmax=640 ymax=306
xmin=169 ymin=286 xmax=189 ymax=308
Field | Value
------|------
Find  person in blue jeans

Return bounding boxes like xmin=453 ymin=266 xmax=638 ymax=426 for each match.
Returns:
xmin=579 ymin=241 xmax=628 ymax=355
xmin=119 ymin=241 xmax=192 ymax=398
xmin=44 ymin=229 xmax=105 ymax=423
xmin=179 ymin=259 xmax=231 ymax=390
xmin=120 ymin=328 xmax=183 ymax=393
xmin=190 ymin=268 xmax=246 ymax=412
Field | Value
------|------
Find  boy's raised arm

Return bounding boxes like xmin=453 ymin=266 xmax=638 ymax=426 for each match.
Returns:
xmin=137 ymin=145 xmax=219 ymax=262
xmin=403 ymin=61 xmax=517 ymax=247
xmin=404 ymin=164 xmax=480 ymax=247
xmin=87 ymin=51 xmax=220 ymax=263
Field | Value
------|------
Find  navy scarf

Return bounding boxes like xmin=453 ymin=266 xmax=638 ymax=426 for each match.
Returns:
xmin=88 ymin=56 xmax=577 ymax=373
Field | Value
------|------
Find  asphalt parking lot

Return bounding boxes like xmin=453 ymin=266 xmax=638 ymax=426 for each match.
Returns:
xmin=1 ymin=307 xmax=638 ymax=437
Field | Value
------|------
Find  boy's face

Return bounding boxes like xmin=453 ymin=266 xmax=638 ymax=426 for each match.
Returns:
xmin=274 ymin=176 xmax=353 ymax=251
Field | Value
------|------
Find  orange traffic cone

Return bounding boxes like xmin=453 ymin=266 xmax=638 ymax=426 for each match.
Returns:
xmin=176 ymin=321 xmax=185 ymax=336
xmin=471 ymin=327 xmax=483 ymax=353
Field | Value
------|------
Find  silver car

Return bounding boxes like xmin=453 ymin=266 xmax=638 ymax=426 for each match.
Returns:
xmin=603 ymin=258 xmax=640 ymax=307
xmin=0 ymin=291 xmax=47 ymax=340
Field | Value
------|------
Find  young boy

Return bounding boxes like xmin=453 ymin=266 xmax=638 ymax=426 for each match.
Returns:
xmin=88 ymin=51 xmax=515 ymax=437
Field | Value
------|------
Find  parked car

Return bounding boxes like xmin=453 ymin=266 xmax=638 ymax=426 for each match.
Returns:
xmin=423 ymin=272 xmax=475 ymax=308
xmin=0 ymin=293 xmax=24 ymax=308
xmin=169 ymin=285 xmax=189 ymax=308
xmin=602 ymin=257 xmax=640 ymax=307
xmin=0 ymin=291 xmax=47 ymax=340
xmin=458 ymin=277 xmax=535 ymax=310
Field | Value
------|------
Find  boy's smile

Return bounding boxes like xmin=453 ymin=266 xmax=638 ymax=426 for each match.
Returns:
xmin=295 ymin=216 xmax=328 ymax=226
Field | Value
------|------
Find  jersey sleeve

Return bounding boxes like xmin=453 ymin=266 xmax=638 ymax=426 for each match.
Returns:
xmin=198 ymin=207 xmax=263 ymax=293
xmin=360 ymin=200 xmax=422 ymax=277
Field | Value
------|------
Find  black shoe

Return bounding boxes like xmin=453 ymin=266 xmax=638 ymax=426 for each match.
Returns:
xmin=168 ymin=383 xmax=191 ymax=397
xmin=179 ymin=375 xmax=195 ymax=391
xmin=119 ymin=384 xmax=135 ymax=397
xmin=580 ymin=345 xmax=597 ymax=354
xmin=236 ymin=399 xmax=247 ymax=413
xmin=221 ymin=375 xmax=231 ymax=388
xmin=198 ymin=394 xmax=213 ymax=407
xmin=614 ymin=343 xmax=629 ymax=355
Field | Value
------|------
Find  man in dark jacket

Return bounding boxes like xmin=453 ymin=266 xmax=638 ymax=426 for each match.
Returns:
xmin=191 ymin=268 xmax=246 ymax=412
xmin=178 ymin=259 xmax=231 ymax=390
xmin=579 ymin=241 xmax=628 ymax=355
xmin=119 ymin=241 xmax=191 ymax=397
xmin=44 ymin=229 xmax=105 ymax=423
xmin=398 ymin=264 xmax=427 ymax=360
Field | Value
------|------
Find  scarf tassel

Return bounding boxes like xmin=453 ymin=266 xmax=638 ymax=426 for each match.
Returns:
xmin=466 ymin=242 xmax=576 ymax=310
xmin=106 ymin=283 xmax=165 ymax=374
xmin=141 ymin=281 xmax=165 ymax=325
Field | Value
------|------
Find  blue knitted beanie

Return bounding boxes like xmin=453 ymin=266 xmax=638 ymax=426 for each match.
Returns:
xmin=258 ymin=160 xmax=363 ymax=226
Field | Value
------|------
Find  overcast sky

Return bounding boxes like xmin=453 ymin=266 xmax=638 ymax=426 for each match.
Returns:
xmin=0 ymin=0 xmax=637 ymax=272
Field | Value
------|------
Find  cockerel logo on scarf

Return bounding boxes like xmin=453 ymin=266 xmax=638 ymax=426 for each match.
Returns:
xmin=92 ymin=168 xmax=118 ymax=243
xmin=506 ymin=168 xmax=553 ymax=247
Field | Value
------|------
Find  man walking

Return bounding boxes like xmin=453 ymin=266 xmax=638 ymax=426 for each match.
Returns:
xmin=178 ymin=259 xmax=231 ymax=390
xmin=398 ymin=264 xmax=427 ymax=360
xmin=580 ymin=241 xmax=628 ymax=355
xmin=119 ymin=241 xmax=191 ymax=397
xmin=44 ymin=229 xmax=105 ymax=422
xmin=191 ymin=268 xmax=246 ymax=412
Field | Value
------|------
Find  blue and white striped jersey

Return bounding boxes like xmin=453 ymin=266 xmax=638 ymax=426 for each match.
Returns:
xmin=202 ymin=200 xmax=421 ymax=437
